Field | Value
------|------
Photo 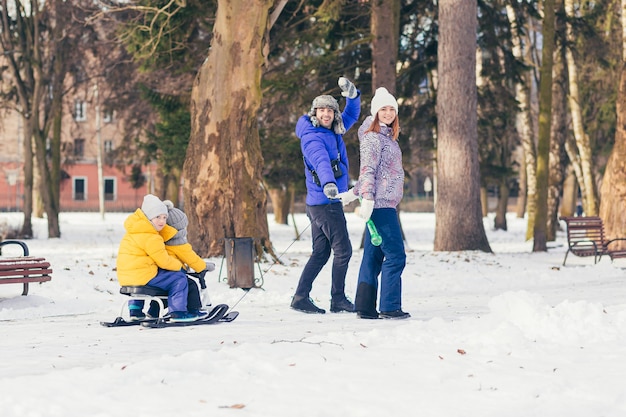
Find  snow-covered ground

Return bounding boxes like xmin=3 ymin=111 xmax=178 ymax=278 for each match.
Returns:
xmin=1 ymin=210 xmax=625 ymax=417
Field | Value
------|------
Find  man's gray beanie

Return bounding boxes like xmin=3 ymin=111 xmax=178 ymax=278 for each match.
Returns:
xmin=308 ymin=95 xmax=346 ymax=135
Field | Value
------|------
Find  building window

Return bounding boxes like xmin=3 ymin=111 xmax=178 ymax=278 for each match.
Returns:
xmin=73 ymin=177 xmax=87 ymax=201
xmin=104 ymin=177 xmax=116 ymax=201
xmin=103 ymin=109 xmax=113 ymax=123
xmin=74 ymin=138 xmax=85 ymax=158
xmin=74 ymin=100 xmax=87 ymax=122
xmin=104 ymin=140 xmax=113 ymax=153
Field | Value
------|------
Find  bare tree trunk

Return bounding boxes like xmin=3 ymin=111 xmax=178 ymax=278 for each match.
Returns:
xmin=532 ymin=0 xmax=556 ymax=252
xmin=493 ymin=181 xmax=510 ymax=231
xmin=434 ymin=0 xmax=491 ymax=252
xmin=268 ymin=186 xmax=291 ymax=225
xmin=516 ymin=147 xmax=528 ymax=218
xmin=506 ymin=5 xmax=537 ymax=229
xmin=34 ymin=131 xmax=60 ymax=237
xmin=371 ymin=0 xmax=399 ymax=93
xmin=33 ymin=162 xmax=44 ymax=218
xmin=547 ymin=42 xmax=567 ymax=242
xmin=36 ymin=0 xmax=67 ymax=238
xmin=0 ymin=0 xmax=70 ymax=239
xmin=599 ymin=0 xmax=626 ymax=248
xmin=50 ymin=65 xmax=63 ymax=221
xmin=184 ymin=0 xmax=277 ymax=259
xmin=480 ymin=186 xmax=488 ymax=217
xmin=164 ymin=168 xmax=181 ymax=206
xmin=560 ymin=167 xmax=577 ymax=218
xmin=21 ymin=120 xmax=34 ymax=238
xmin=564 ymin=0 xmax=598 ymax=216
xmin=564 ymin=135 xmax=584 ymax=200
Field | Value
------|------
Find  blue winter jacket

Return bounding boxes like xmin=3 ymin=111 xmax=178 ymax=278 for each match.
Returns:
xmin=297 ymin=93 xmax=361 ymax=206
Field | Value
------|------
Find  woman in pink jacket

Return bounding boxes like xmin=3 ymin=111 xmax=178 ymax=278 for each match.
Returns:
xmin=340 ymin=87 xmax=409 ymax=320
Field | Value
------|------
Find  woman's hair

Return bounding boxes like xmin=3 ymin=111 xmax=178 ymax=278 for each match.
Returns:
xmin=365 ymin=113 xmax=400 ymax=140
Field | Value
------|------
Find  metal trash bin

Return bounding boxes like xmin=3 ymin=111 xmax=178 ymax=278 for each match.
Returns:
xmin=224 ymin=237 xmax=255 ymax=289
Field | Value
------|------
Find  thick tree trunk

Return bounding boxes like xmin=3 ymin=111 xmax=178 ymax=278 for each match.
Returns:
xmin=532 ymin=0 xmax=556 ymax=252
xmin=184 ymin=0 xmax=277 ymax=259
xmin=600 ymin=70 xmax=626 ymax=247
xmin=371 ymin=0 xmax=399 ymax=93
xmin=434 ymin=0 xmax=491 ymax=252
xmin=599 ymin=25 xmax=626 ymax=249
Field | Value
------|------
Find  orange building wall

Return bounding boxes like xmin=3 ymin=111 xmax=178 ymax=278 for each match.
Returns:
xmin=0 ymin=162 xmax=158 ymax=212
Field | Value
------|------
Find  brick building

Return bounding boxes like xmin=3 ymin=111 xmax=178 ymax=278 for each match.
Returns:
xmin=0 ymin=89 xmax=157 ymax=213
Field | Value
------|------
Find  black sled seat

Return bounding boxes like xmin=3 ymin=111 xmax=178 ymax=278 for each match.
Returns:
xmin=118 ymin=285 xmax=169 ymax=319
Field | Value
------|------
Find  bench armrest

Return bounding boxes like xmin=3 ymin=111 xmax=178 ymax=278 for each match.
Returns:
xmin=605 ymin=237 xmax=626 ymax=248
xmin=0 ymin=240 xmax=30 ymax=256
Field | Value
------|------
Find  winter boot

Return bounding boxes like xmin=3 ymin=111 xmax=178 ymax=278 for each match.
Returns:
xmin=128 ymin=300 xmax=146 ymax=321
xmin=355 ymin=282 xmax=379 ymax=319
xmin=169 ymin=311 xmax=201 ymax=323
xmin=330 ymin=297 xmax=355 ymax=313
xmin=291 ymin=295 xmax=326 ymax=314
xmin=380 ymin=310 xmax=411 ymax=320
xmin=147 ymin=300 xmax=161 ymax=318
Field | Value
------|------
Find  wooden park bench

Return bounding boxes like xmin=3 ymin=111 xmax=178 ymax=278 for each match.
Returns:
xmin=560 ymin=216 xmax=626 ymax=266
xmin=0 ymin=240 xmax=52 ymax=295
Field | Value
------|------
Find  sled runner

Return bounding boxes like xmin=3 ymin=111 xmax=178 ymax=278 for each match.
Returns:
xmin=101 ymin=303 xmax=238 ymax=328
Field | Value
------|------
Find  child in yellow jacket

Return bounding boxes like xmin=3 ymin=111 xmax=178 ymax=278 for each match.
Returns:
xmin=116 ymin=194 xmax=206 ymax=323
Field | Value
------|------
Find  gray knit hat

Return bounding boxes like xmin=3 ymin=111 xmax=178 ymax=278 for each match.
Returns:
xmin=308 ymin=95 xmax=346 ymax=135
xmin=141 ymin=194 xmax=168 ymax=220
xmin=163 ymin=200 xmax=189 ymax=245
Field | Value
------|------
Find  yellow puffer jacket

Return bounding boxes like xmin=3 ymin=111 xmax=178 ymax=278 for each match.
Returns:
xmin=166 ymin=243 xmax=207 ymax=273
xmin=116 ymin=209 xmax=183 ymax=286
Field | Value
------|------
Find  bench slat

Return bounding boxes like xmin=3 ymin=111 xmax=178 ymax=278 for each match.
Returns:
xmin=0 ymin=264 xmax=51 ymax=272
xmin=0 ymin=270 xmax=52 ymax=278
xmin=0 ymin=256 xmax=47 ymax=262
xmin=0 ymin=276 xmax=52 ymax=284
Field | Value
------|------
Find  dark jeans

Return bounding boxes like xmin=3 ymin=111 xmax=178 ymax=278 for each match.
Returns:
xmin=294 ymin=203 xmax=352 ymax=300
xmin=355 ymin=208 xmax=406 ymax=312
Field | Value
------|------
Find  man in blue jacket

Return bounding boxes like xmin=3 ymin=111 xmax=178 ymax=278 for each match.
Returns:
xmin=291 ymin=77 xmax=361 ymax=314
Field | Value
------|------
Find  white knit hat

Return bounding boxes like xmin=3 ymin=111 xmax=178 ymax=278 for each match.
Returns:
xmin=141 ymin=194 xmax=168 ymax=220
xmin=370 ymin=87 xmax=398 ymax=116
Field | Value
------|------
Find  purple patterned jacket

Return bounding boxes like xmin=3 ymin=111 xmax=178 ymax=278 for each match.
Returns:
xmin=354 ymin=116 xmax=404 ymax=209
